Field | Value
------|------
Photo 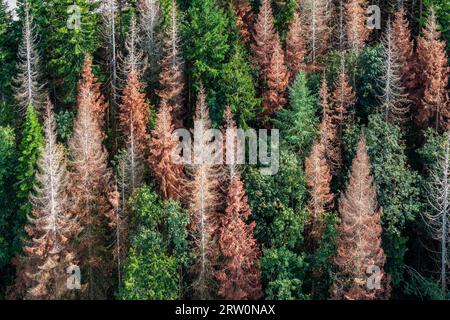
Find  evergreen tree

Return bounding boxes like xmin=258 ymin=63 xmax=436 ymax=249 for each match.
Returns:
xmin=118 ymin=185 xmax=189 ymax=300
xmin=344 ymin=114 xmax=421 ymax=292
xmin=245 ymin=150 xmax=308 ymax=299
xmin=222 ymin=44 xmax=259 ymax=128
xmin=184 ymin=0 xmax=231 ymax=124
xmin=0 ymin=0 xmax=18 ymax=123
xmin=45 ymin=0 xmax=99 ymax=106
xmin=14 ymin=104 xmax=43 ymax=253
xmin=0 ymin=126 xmax=16 ymax=270
xmin=274 ymin=71 xmax=318 ymax=159
xmin=260 ymin=246 xmax=307 ymax=299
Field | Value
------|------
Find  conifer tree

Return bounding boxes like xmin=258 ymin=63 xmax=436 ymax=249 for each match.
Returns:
xmin=186 ymin=87 xmax=222 ymax=299
xmin=216 ymin=171 xmax=263 ymax=300
xmin=391 ymin=6 xmax=418 ymax=105
xmin=285 ymin=11 xmax=306 ymax=81
xmin=364 ymin=114 xmax=421 ymax=290
xmin=304 ymin=141 xmax=334 ymax=244
xmin=20 ymin=99 xmax=78 ymax=299
xmin=319 ymin=77 xmax=340 ymax=174
xmin=379 ymin=20 xmax=409 ymax=127
xmin=423 ymin=131 xmax=450 ymax=294
xmin=230 ymin=0 xmax=254 ymax=46
xmin=45 ymin=0 xmax=99 ymax=106
xmin=148 ymin=99 xmax=184 ymax=200
xmin=119 ymin=15 xmax=146 ymax=79
xmin=331 ymin=65 xmax=356 ymax=125
xmin=222 ymin=44 xmax=259 ymax=128
xmin=14 ymin=104 xmax=43 ymax=250
xmin=299 ymin=0 xmax=330 ymax=70
xmin=345 ymin=0 xmax=369 ymax=52
xmin=184 ymin=0 xmax=231 ymax=123
xmin=14 ymin=2 xmax=45 ymax=116
xmin=119 ymin=71 xmax=150 ymax=155
xmin=0 ymin=0 xmax=15 ymax=109
xmin=332 ymin=133 xmax=390 ymax=300
xmin=274 ymin=71 xmax=318 ymax=158
xmin=78 ymin=56 xmax=108 ymax=127
xmin=416 ymin=9 xmax=449 ymax=131
xmin=0 ymin=126 xmax=16 ymax=269
xmin=138 ymin=0 xmax=162 ymax=91
xmin=251 ymin=0 xmax=276 ymax=77
xmin=329 ymin=66 xmax=355 ymax=172
xmin=68 ymin=56 xmax=115 ymax=300
xmin=157 ymin=0 xmax=185 ymax=127
xmin=262 ymin=36 xmax=289 ymax=125
xmin=101 ymin=0 xmax=119 ymax=124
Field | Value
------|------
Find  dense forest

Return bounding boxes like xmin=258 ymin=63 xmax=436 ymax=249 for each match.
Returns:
xmin=0 ymin=0 xmax=449 ymax=300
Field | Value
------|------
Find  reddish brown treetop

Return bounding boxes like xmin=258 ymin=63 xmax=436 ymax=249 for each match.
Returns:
xmin=332 ymin=133 xmax=390 ymax=300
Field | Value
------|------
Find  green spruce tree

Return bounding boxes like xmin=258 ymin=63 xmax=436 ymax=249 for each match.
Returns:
xmin=118 ymin=185 xmax=189 ymax=300
xmin=14 ymin=104 xmax=43 ymax=252
xmin=274 ymin=71 xmax=319 ymax=159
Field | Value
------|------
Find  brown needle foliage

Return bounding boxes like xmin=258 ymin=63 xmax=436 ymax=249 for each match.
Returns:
xmin=345 ymin=0 xmax=369 ymax=51
xmin=231 ymin=0 xmax=255 ymax=46
xmin=119 ymin=71 xmax=151 ymax=153
xmin=332 ymin=133 xmax=391 ymax=300
xmin=68 ymin=57 xmax=117 ymax=299
xmin=186 ymin=87 xmax=223 ymax=299
xmin=391 ymin=6 xmax=419 ymax=105
xmin=78 ymin=55 xmax=108 ymax=127
xmin=304 ymin=141 xmax=334 ymax=244
xmin=331 ymin=68 xmax=356 ymax=131
xmin=215 ymin=171 xmax=263 ymax=300
xmin=148 ymin=98 xmax=185 ymax=200
xmin=326 ymin=68 xmax=356 ymax=173
xmin=416 ymin=9 xmax=450 ymax=131
xmin=285 ymin=11 xmax=306 ymax=81
xmin=262 ymin=36 xmax=289 ymax=125
xmin=319 ymin=76 xmax=342 ymax=174
xmin=13 ymin=100 xmax=79 ymax=300
xmin=251 ymin=0 xmax=277 ymax=78
xmin=156 ymin=0 xmax=185 ymax=128
xmin=319 ymin=77 xmax=341 ymax=173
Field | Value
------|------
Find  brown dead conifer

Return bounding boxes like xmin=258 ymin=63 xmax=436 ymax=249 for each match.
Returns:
xmin=148 ymin=98 xmax=185 ymax=200
xmin=416 ymin=9 xmax=450 ymax=131
xmin=286 ymin=11 xmax=307 ymax=81
xmin=332 ymin=133 xmax=391 ymax=300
